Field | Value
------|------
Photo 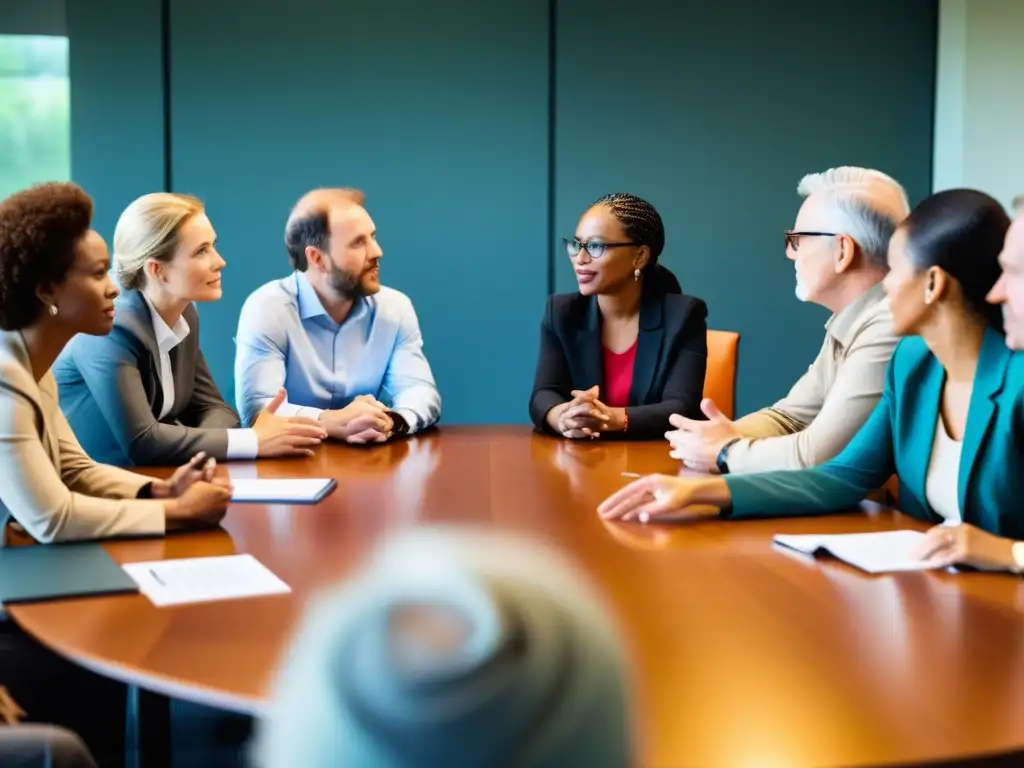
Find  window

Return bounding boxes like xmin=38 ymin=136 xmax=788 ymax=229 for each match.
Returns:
xmin=0 ymin=35 xmax=69 ymax=201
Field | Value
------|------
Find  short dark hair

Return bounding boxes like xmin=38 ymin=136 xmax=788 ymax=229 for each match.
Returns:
xmin=592 ymin=192 xmax=666 ymax=264
xmin=902 ymin=188 xmax=1010 ymax=333
xmin=0 ymin=182 xmax=94 ymax=330
xmin=285 ymin=210 xmax=329 ymax=272
xmin=284 ymin=187 xmax=366 ymax=271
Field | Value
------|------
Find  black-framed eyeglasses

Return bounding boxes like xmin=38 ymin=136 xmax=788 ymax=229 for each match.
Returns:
xmin=563 ymin=237 xmax=639 ymax=259
xmin=784 ymin=230 xmax=837 ymax=251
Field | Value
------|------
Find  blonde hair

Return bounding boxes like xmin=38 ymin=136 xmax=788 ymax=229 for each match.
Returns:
xmin=114 ymin=192 xmax=205 ymax=290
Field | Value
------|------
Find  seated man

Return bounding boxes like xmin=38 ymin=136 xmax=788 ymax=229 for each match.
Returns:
xmin=235 ymin=189 xmax=441 ymax=443
xmin=667 ymin=166 xmax=908 ymax=474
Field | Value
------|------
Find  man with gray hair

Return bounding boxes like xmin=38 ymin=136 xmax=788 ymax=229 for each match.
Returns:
xmin=667 ymin=166 xmax=907 ymax=474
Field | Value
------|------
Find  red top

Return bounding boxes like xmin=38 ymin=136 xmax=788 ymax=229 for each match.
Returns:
xmin=602 ymin=341 xmax=637 ymax=408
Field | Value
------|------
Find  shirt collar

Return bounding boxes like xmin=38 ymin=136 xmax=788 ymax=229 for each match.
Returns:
xmin=295 ymin=270 xmax=371 ymax=325
xmin=825 ymin=282 xmax=887 ymax=348
xmin=296 ymin=270 xmax=328 ymax=320
xmin=141 ymin=292 xmax=190 ymax=354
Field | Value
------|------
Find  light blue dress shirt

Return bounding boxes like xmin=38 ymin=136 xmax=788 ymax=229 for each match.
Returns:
xmin=234 ymin=271 xmax=441 ymax=434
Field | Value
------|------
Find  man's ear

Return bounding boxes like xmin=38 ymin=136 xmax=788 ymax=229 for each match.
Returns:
xmin=834 ymin=235 xmax=857 ymax=274
xmin=305 ymin=246 xmax=327 ymax=272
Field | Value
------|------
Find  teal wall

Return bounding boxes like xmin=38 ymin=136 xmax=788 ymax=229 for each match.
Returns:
xmin=66 ymin=0 xmax=937 ymax=424
xmin=67 ymin=0 xmax=166 ymax=238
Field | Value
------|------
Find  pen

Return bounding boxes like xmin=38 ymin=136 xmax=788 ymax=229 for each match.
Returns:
xmin=149 ymin=568 xmax=166 ymax=587
xmin=621 ymin=472 xmax=642 ymax=478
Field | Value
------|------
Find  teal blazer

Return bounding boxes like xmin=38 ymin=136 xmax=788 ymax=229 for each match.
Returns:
xmin=725 ymin=328 xmax=1024 ymax=539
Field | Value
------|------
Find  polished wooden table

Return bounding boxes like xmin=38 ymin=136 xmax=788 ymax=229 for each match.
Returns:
xmin=10 ymin=426 xmax=1024 ymax=767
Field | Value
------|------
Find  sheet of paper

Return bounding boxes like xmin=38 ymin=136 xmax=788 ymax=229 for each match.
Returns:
xmin=229 ymin=478 xmax=333 ymax=503
xmin=122 ymin=554 xmax=291 ymax=606
xmin=773 ymin=530 xmax=937 ymax=574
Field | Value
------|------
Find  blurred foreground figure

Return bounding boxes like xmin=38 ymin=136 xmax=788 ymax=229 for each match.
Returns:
xmin=252 ymin=527 xmax=632 ymax=768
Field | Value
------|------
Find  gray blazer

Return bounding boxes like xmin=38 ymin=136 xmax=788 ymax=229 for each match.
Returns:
xmin=0 ymin=330 xmax=165 ymax=544
xmin=53 ymin=290 xmax=242 ymax=467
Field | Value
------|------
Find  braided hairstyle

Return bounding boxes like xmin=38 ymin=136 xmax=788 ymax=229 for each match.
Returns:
xmin=591 ymin=192 xmax=680 ymax=294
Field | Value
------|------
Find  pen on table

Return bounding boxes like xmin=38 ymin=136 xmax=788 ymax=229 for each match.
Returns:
xmin=621 ymin=472 xmax=642 ymax=478
xmin=149 ymin=568 xmax=166 ymax=587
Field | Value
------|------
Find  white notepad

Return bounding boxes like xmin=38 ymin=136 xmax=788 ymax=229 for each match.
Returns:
xmin=122 ymin=554 xmax=291 ymax=606
xmin=229 ymin=478 xmax=336 ymax=504
xmin=772 ymin=530 xmax=938 ymax=574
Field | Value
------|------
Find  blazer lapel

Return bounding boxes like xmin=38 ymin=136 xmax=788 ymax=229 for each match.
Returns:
xmin=118 ymin=290 xmax=165 ymax=413
xmin=0 ymin=331 xmax=59 ymax=464
xmin=958 ymin=328 xmax=1011 ymax=513
xmin=906 ymin=352 xmax=944 ymax=516
xmin=574 ymin=297 xmax=605 ymax=393
xmin=630 ymin=290 xmax=665 ymax=406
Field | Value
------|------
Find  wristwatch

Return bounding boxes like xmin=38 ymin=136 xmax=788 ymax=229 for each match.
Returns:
xmin=388 ymin=411 xmax=411 ymax=438
xmin=715 ymin=438 xmax=742 ymax=475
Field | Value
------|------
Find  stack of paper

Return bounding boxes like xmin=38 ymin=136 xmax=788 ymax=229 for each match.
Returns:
xmin=772 ymin=530 xmax=937 ymax=574
xmin=229 ymin=478 xmax=336 ymax=504
xmin=123 ymin=554 xmax=291 ymax=606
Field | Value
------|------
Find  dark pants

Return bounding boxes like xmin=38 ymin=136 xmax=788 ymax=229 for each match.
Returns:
xmin=0 ymin=619 xmax=125 ymax=768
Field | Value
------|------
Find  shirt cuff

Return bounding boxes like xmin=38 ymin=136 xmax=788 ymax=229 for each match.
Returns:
xmin=1012 ymin=542 xmax=1024 ymax=574
xmin=274 ymin=402 xmax=325 ymax=420
xmin=392 ymin=408 xmax=420 ymax=434
xmin=227 ymin=428 xmax=260 ymax=459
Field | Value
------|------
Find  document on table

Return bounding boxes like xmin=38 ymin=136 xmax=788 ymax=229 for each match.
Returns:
xmin=122 ymin=555 xmax=291 ymax=606
xmin=772 ymin=530 xmax=938 ymax=574
xmin=229 ymin=478 xmax=336 ymax=504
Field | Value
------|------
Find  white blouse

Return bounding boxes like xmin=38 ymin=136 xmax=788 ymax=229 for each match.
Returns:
xmin=924 ymin=415 xmax=963 ymax=523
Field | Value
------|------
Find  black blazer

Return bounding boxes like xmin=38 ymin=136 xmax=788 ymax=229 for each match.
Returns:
xmin=53 ymin=289 xmax=241 ymax=467
xmin=529 ymin=283 xmax=708 ymax=440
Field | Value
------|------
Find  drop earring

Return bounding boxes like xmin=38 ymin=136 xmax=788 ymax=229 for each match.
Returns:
xmin=48 ymin=304 xmax=59 ymax=317
xmin=634 ymin=268 xmax=641 ymax=282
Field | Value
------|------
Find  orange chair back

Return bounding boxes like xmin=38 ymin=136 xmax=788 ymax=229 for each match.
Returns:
xmin=704 ymin=330 xmax=740 ymax=419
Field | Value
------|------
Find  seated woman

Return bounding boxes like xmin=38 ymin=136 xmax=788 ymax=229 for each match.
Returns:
xmin=54 ymin=193 xmax=326 ymax=467
xmin=530 ymin=193 xmax=708 ymax=440
xmin=600 ymin=189 xmax=1024 ymax=573
xmin=0 ymin=183 xmax=230 ymax=543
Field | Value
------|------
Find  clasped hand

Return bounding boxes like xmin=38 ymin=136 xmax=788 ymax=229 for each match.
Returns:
xmin=320 ymin=395 xmax=394 ymax=444
xmin=553 ymin=386 xmax=622 ymax=439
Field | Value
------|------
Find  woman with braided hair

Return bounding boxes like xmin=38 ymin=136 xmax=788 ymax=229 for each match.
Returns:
xmin=530 ymin=192 xmax=708 ymax=440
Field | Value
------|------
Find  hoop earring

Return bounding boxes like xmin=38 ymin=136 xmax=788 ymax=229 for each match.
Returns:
xmin=634 ymin=268 xmax=641 ymax=282
xmin=48 ymin=304 xmax=59 ymax=317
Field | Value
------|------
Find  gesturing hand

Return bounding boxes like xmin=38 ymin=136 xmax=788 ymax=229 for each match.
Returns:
xmin=254 ymin=388 xmax=327 ymax=457
xmin=665 ymin=398 xmax=742 ymax=472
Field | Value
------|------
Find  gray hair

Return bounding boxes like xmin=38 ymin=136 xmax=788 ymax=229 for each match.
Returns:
xmin=797 ymin=166 xmax=910 ymax=269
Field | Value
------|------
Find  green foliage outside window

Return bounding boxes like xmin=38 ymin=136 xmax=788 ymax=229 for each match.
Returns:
xmin=0 ymin=35 xmax=70 ymax=201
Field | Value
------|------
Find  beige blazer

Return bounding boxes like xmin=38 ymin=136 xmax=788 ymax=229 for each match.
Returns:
xmin=0 ymin=330 xmax=165 ymax=544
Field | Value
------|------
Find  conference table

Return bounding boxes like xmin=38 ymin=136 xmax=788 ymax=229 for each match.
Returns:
xmin=10 ymin=426 xmax=1024 ymax=767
